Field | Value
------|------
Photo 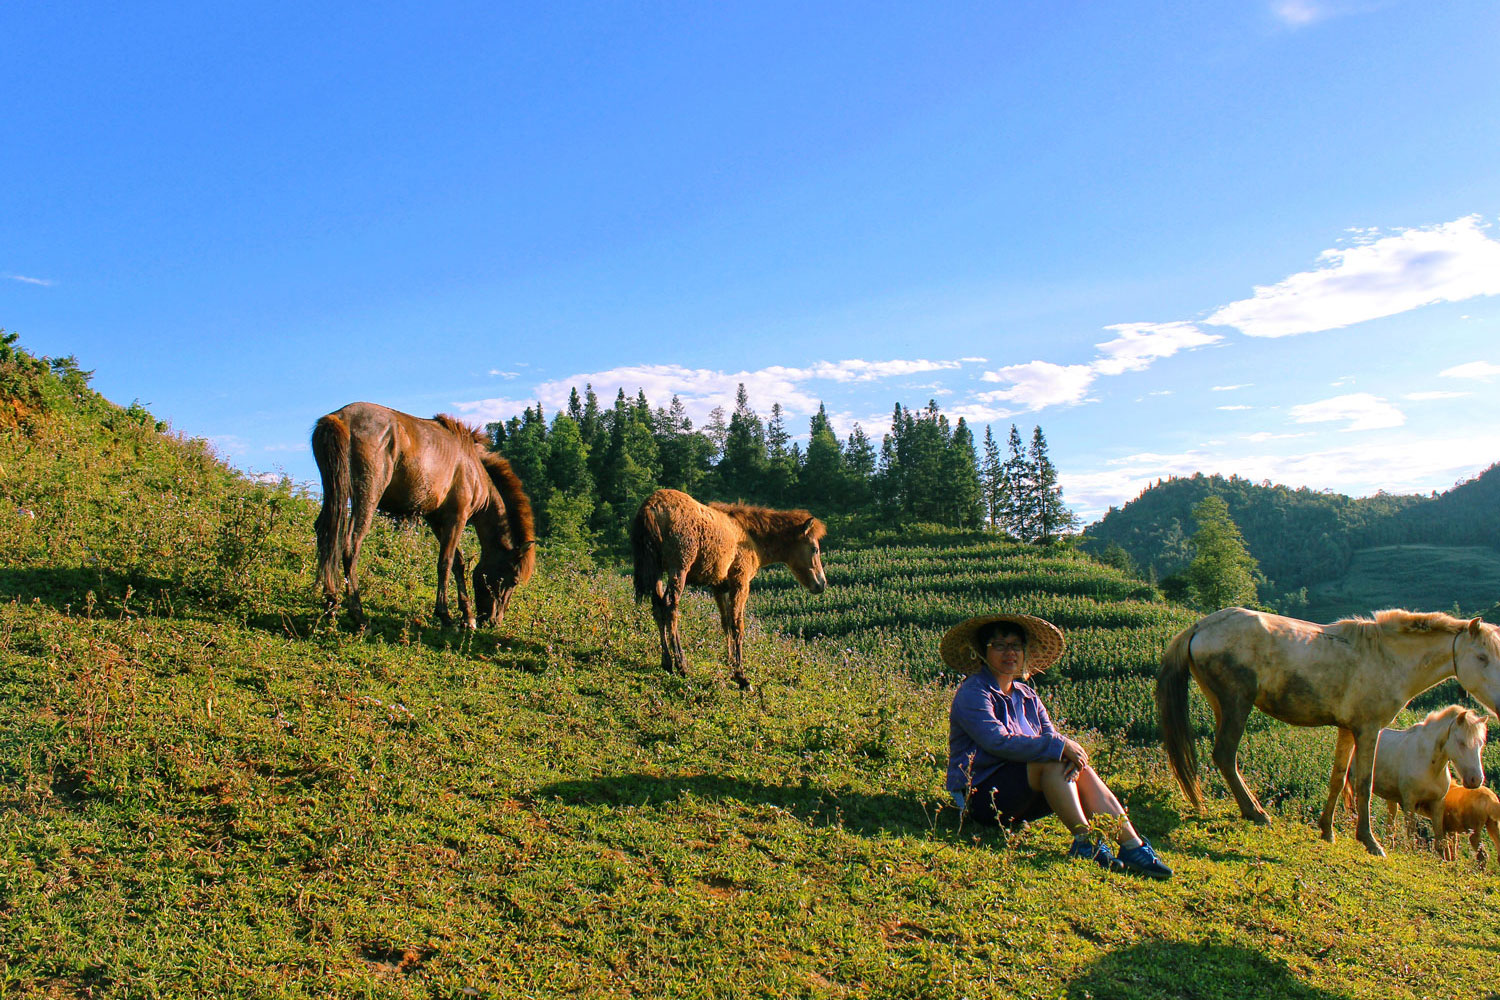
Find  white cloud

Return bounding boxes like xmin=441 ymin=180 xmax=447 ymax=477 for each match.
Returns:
xmin=978 ymin=361 xmax=1097 ymax=410
xmin=452 ymin=357 xmax=978 ymax=427
xmin=1090 ymin=322 xmax=1223 ymax=376
xmin=1440 ymin=360 xmax=1500 ymax=380
xmin=973 ymin=321 xmax=1219 ymax=415
xmin=1242 ymin=431 xmax=1311 ymax=442
xmin=1287 ymin=392 xmax=1404 ymax=431
xmin=1402 ymin=390 xmax=1470 ymax=401
xmin=1272 ymin=1 xmax=1322 ymax=25
xmin=4 ymin=274 xmax=52 ymax=286
xmin=1203 ymin=216 xmax=1500 ymax=338
xmin=1217 ymin=405 xmax=1252 ymax=411
xmin=1212 ymin=384 xmax=1251 ymax=391
xmin=488 ymin=369 xmax=520 ymax=378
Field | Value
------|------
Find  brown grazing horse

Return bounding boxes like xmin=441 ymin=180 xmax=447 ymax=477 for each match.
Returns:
xmin=313 ymin=402 xmax=535 ymax=629
xmin=1158 ymin=606 xmax=1500 ymax=856
xmin=631 ymin=488 xmax=827 ymax=689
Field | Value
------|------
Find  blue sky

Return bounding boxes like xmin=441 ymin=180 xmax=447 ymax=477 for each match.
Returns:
xmin=4 ymin=2 xmax=1499 ymax=522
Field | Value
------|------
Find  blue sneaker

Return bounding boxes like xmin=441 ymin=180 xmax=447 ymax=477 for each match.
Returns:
xmin=1116 ymin=838 xmax=1173 ymax=879
xmin=1067 ymin=835 xmax=1120 ymax=870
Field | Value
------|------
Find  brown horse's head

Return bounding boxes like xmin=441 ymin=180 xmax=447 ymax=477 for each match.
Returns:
xmin=473 ymin=540 xmax=537 ymax=626
xmin=787 ymin=516 xmax=828 ymax=595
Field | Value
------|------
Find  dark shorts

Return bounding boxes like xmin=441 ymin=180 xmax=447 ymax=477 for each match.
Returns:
xmin=965 ymin=762 xmax=1052 ymax=827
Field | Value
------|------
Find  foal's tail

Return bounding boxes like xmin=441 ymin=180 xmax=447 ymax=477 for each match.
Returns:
xmin=1157 ymin=622 xmax=1203 ymax=810
xmin=312 ymin=413 xmax=352 ymax=600
xmin=630 ymin=501 xmax=663 ymax=603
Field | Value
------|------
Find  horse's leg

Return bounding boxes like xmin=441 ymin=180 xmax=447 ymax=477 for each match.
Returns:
xmin=665 ymin=571 xmax=689 ymax=675
xmin=451 ymin=545 xmax=474 ymax=630
xmin=343 ymin=471 xmax=384 ymax=629
xmin=429 ymin=515 xmax=463 ymax=627
xmin=1319 ymin=728 xmax=1357 ymax=842
xmin=727 ymin=584 xmax=751 ymax=691
xmin=649 ymin=579 xmax=675 ymax=674
xmin=1348 ymin=726 xmax=1386 ymax=857
xmin=711 ymin=586 xmax=751 ymax=690
xmin=1210 ymin=695 xmax=1269 ymax=825
xmin=1427 ymin=799 xmax=1447 ymax=857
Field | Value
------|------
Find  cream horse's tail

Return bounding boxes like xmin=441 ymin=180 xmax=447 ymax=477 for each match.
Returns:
xmin=1157 ymin=622 xmax=1203 ymax=810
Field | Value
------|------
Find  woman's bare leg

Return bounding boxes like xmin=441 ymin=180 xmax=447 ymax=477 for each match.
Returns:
xmin=1029 ymin=762 xmax=1143 ymax=848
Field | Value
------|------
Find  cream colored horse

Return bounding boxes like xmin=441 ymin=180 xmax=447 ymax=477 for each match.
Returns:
xmin=1342 ymin=705 xmax=1488 ymax=852
xmin=1158 ymin=607 xmax=1500 ymax=856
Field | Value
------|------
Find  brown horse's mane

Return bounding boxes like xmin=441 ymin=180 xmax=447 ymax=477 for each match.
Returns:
xmin=710 ymin=501 xmax=827 ymax=542
xmin=478 ymin=451 xmax=537 ymax=582
xmin=433 ymin=413 xmax=490 ymax=447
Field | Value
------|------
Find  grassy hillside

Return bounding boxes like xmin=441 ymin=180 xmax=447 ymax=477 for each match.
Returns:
xmin=6 ymin=341 xmax=1500 ymax=998
xmin=1305 ymin=545 xmax=1500 ymax=623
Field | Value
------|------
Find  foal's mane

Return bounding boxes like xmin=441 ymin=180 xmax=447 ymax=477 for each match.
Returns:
xmin=1420 ymin=703 xmax=1486 ymax=733
xmin=710 ymin=501 xmax=827 ymax=542
xmin=478 ymin=451 xmax=537 ymax=582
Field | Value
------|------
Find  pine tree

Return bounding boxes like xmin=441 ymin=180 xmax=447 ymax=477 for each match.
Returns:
xmin=1185 ymin=495 xmax=1260 ymax=610
xmin=1001 ymin=424 xmax=1031 ymax=539
xmin=718 ymin=383 xmax=767 ymax=501
xmin=799 ymin=403 xmax=845 ymax=511
xmin=1029 ymin=425 xmax=1078 ymax=542
xmin=544 ymin=413 xmax=594 ymax=549
xmin=654 ymin=394 xmax=711 ymax=494
xmin=764 ymin=402 xmax=797 ymax=504
xmin=945 ymin=417 xmax=984 ymax=528
xmin=843 ymin=423 xmax=876 ymax=512
xmin=981 ymin=425 xmax=1006 ymax=530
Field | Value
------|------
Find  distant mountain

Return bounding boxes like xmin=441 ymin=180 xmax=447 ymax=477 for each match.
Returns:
xmin=1080 ymin=465 xmax=1500 ymax=607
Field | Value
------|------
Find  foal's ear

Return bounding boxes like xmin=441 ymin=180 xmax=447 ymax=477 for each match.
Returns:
xmin=799 ymin=518 xmax=817 ymax=537
xmin=1469 ymin=617 xmax=1485 ymax=636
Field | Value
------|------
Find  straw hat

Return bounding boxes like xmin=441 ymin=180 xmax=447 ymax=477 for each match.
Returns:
xmin=939 ymin=613 xmax=1065 ymax=674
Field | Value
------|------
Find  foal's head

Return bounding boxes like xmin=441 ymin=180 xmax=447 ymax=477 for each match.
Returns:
xmin=1435 ymin=706 xmax=1490 ymax=790
xmin=783 ymin=515 xmax=827 ymax=595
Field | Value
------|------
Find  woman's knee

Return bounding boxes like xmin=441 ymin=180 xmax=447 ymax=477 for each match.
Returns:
xmin=1027 ymin=760 xmax=1066 ymax=789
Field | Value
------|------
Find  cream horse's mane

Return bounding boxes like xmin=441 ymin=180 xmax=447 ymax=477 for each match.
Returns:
xmin=1418 ymin=702 xmax=1486 ymax=731
xmin=1328 ymin=608 xmax=1475 ymax=648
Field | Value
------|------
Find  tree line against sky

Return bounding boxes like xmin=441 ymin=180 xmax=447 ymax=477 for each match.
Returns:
xmin=488 ymin=383 xmax=1078 ymax=551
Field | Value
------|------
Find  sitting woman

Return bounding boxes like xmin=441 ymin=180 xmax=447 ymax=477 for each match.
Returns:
xmin=943 ymin=612 xmax=1172 ymax=879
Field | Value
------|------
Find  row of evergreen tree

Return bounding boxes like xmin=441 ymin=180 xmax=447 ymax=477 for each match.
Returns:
xmin=489 ymin=383 xmax=1078 ymax=550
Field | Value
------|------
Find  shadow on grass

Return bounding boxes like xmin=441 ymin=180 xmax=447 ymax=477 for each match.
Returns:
xmin=0 ymin=566 xmax=174 ymax=612
xmin=1065 ymin=940 xmax=1347 ymax=1000
xmin=234 ymin=607 xmax=552 ymax=670
xmin=536 ymin=772 xmax=953 ymax=840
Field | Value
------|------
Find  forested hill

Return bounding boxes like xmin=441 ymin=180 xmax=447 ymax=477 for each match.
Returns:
xmin=1080 ymin=467 xmax=1500 ymax=601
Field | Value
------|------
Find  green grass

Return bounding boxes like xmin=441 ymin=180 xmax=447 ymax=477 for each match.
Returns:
xmin=5 ymin=351 xmax=1500 ymax=998
xmin=1306 ymin=544 xmax=1500 ymax=623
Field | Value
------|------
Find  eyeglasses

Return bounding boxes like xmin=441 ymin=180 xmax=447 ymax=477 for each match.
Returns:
xmin=987 ymin=641 xmax=1027 ymax=653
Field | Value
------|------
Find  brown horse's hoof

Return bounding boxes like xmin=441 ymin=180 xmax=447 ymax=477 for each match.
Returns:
xmin=1361 ymin=840 xmax=1387 ymax=857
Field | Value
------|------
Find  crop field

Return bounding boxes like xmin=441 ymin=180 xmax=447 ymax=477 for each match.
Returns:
xmin=6 ymin=369 xmax=1500 ymax=997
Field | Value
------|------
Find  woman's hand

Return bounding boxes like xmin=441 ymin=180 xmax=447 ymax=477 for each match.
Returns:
xmin=1060 ymin=737 xmax=1089 ymax=781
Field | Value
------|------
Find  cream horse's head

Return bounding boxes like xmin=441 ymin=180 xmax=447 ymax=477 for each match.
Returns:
xmin=1439 ymin=707 xmax=1489 ymax=790
xmin=1453 ymin=618 xmax=1500 ymax=719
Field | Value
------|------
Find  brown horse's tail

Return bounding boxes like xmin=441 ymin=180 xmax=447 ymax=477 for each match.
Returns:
xmin=1157 ymin=622 xmax=1203 ymax=810
xmin=312 ymin=413 xmax=352 ymax=600
xmin=630 ymin=500 xmax=662 ymax=603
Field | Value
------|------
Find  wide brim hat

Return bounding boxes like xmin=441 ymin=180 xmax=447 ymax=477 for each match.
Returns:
xmin=940 ymin=613 xmax=1065 ymax=674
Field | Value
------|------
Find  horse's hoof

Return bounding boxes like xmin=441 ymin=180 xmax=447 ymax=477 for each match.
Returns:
xmin=1320 ymin=828 xmax=1335 ymax=843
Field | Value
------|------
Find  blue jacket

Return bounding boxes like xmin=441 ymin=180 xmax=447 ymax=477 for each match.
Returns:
xmin=946 ymin=670 xmax=1064 ymax=792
